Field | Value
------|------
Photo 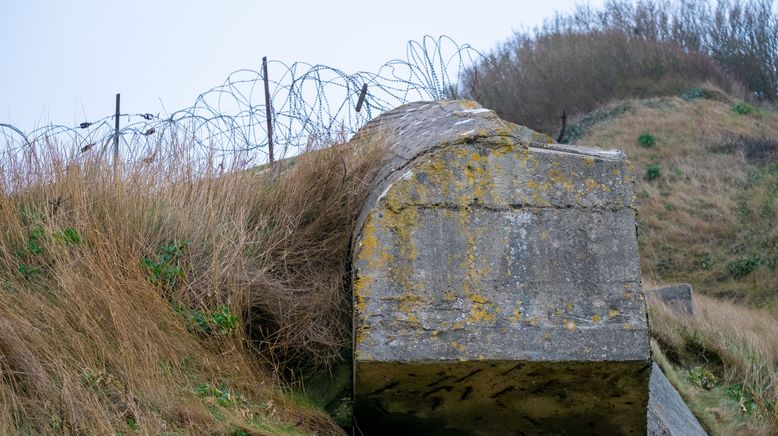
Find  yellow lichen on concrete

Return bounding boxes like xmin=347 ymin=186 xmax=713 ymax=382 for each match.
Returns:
xmin=608 ymin=309 xmax=620 ymax=318
xmin=353 ymin=275 xmax=373 ymax=314
xmin=592 ymin=314 xmax=602 ymax=322
xmin=469 ymin=294 xmax=487 ymax=304
xmin=526 ymin=180 xmax=546 ymax=192
xmin=442 ymin=291 xmax=457 ymax=302
xmin=396 ymin=293 xmax=424 ymax=327
xmin=563 ymin=320 xmax=577 ymax=331
xmin=358 ymin=216 xmax=380 ymax=263
xmin=371 ymin=180 xmax=428 ymax=326
xmin=584 ymin=178 xmax=612 ymax=193
xmin=450 ymin=341 xmax=466 ymax=353
xmin=510 ymin=309 xmax=522 ymax=322
xmin=488 ymin=143 xmax=515 ymax=159
xmin=467 ymin=305 xmax=495 ymax=323
xmin=548 ymin=169 xmax=575 ymax=192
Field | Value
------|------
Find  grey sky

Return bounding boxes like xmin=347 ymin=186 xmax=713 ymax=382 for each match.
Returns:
xmin=1 ymin=0 xmax=602 ymax=130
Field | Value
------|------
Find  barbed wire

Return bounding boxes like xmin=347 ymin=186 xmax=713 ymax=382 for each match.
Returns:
xmin=0 ymin=35 xmax=484 ymax=170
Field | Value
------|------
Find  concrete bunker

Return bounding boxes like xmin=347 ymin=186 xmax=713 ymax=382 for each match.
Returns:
xmin=350 ymin=100 xmax=651 ymax=435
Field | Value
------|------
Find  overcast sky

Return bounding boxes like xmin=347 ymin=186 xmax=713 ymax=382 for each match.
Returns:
xmin=1 ymin=0 xmax=604 ymax=131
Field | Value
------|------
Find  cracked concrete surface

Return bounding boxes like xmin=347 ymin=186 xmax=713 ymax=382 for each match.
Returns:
xmin=351 ymin=100 xmax=650 ymax=435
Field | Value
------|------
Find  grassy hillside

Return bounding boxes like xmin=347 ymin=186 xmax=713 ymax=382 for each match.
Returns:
xmin=0 ymin=141 xmax=384 ymax=434
xmin=570 ymin=88 xmax=778 ymax=313
xmin=2 ymin=88 xmax=777 ymax=434
xmin=569 ymin=87 xmax=778 ymax=434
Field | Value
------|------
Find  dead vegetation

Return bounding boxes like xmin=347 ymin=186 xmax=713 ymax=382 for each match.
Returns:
xmin=571 ymin=87 xmax=778 ymax=434
xmin=648 ymin=291 xmax=778 ymax=435
xmin=0 ymin=138 xmax=385 ymax=434
xmin=573 ymin=87 xmax=778 ymax=313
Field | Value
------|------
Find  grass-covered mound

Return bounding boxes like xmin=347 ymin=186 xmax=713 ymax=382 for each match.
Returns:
xmin=569 ymin=87 xmax=778 ymax=434
xmin=0 ymin=140 xmax=384 ymax=435
xmin=571 ymin=87 xmax=778 ymax=313
xmin=2 ymin=88 xmax=777 ymax=434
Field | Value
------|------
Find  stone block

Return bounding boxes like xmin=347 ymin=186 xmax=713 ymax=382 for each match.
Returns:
xmin=650 ymin=284 xmax=694 ymax=315
xmin=351 ymin=100 xmax=650 ymax=434
xmin=648 ymin=363 xmax=707 ymax=435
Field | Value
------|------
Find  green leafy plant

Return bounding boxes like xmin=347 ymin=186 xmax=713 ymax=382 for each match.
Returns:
xmin=688 ymin=366 xmax=718 ymax=390
xmin=638 ymin=133 xmax=656 ymax=147
xmin=13 ymin=224 xmax=83 ymax=281
xmin=54 ymin=227 xmax=82 ymax=245
xmin=681 ymin=87 xmax=712 ymax=101
xmin=699 ymin=254 xmax=717 ymax=270
xmin=14 ymin=226 xmax=47 ymax=279
xmin=176 ymin=305 xmax=240 ymax=337
xmin=645 ymin=163 xmax=662 ymax=181
xmin=210 ymin=305 xmax=240 ymax=335
xmin=142 ymin=240 xmax=189 ymax=289
xmin=725 ymin=383 xmax=767 ymax=415
xmin=197 ymin=383 xmax=246 ymax=407
xmin=728 ymin=255 xmax=761 ymax=279
xmin=25 ymin=226 xmax=46 ymax=255
xmin=17 ymin=263 xmax=41 ymax=280
xmin=731 ymin=102 xmax=756 ymax=115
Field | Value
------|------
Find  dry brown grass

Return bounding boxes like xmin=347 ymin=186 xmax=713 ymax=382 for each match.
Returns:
xmin=648 ymin=291 xmax=778 ymax=435
xmin=0 ymin=138 xmax=384 ymax=434
xmin=574 ymin=89 xmax=778 ymax=433
xmin=575 ymin=89 xmax=778 ymax=312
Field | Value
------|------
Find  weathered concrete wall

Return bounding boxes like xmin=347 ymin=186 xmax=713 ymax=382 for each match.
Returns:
xmin=648 ymin=363 xmax=707 ymax=435
xmin=351 ymin=100 xmax=650 ymax=434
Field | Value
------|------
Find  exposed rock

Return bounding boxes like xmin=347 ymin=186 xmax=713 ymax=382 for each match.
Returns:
xmin=649 ymin=283 xmax=694 ymax=315
xmin=351 ymin=100 xmax=650 ymax=434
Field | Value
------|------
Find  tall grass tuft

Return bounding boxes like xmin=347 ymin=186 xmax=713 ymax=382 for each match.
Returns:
xmin=649 ymin=292 xmax=778 ymax=434
xmin=0 ymin=137 xmax=384 ymax=434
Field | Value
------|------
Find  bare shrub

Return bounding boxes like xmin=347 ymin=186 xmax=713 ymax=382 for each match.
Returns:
xmin=466 ymin=0 xmax=778 ymax=135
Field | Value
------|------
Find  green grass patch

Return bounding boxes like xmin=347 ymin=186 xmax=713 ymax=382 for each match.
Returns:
xmin=645 ymin=163 xmax=662 ymax=181
xmin=638 ymin=133 xmax=657 ymax=147
xmin=732 ymin=101 xmax=757 ymax=115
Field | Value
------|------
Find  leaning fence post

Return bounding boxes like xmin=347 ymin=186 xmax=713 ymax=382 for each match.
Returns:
xmin=262 ymin=57 xmax=274 ymax=163
xmin=356 ymin=83 xmax=368 ymax=112
xmin=113 ymin=93 xmax=121 ymax=184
